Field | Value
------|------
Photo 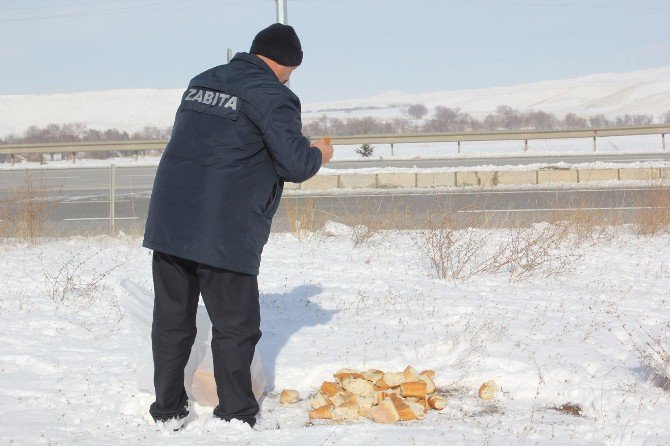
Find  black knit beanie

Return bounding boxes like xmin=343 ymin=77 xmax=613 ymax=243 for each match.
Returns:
xmin=250 ymin=23 xmax=303 ymax=67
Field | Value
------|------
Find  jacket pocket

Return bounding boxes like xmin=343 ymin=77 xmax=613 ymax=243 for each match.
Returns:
xmin=262 ymin=178 xmax=283 ymax=217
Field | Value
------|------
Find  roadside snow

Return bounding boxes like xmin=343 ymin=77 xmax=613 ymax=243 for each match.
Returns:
xmin=318 ymin=160 xmax=670 ymax=175
xmin=0 ymin=228 xmax=669 ymax=445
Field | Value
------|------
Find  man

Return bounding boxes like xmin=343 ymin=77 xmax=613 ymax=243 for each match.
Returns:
xmin=142 ymin=23 xmax=334 ymax=430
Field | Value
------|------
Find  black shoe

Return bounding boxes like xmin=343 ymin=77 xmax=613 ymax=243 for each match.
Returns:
xmin=154 ymin=413 xmax=188 ymax=432
xmin=212 ymin=410 xmax=256 ymax=429
xmin=150 ymin=394 xmax=190 ymax=432
xmin=216 ymin=416 xmax=256 ymax=429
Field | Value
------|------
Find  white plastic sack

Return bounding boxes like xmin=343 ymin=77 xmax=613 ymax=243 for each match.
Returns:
xmin=115 ymin=278 xmax=267 ymax=406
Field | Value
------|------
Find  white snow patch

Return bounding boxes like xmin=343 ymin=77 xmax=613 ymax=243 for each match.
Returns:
xmin=0 ymin=230 xmax=669 ymax=444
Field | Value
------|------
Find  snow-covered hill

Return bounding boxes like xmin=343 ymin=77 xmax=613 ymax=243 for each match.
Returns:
xmin=1 ymin=65 xmax=669 ymax=137
xmin=0 ymin=88 xmax=184 ymax=138
xmin=302 ymin=65 xmax=670 ymax=122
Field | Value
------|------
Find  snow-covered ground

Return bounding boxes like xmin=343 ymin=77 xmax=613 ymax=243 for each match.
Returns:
xmin=1 ymin=65 xmax=668 ymax=137
xmin=1 ymin=224 xmax=669 ymax=445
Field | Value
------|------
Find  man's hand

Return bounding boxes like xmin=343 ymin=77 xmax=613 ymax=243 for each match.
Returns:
xmin=311 ymin=138 xmax=334 ymax=165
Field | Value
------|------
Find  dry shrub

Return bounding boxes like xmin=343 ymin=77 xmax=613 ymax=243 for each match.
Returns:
xmin=497 ymin=223 xmax=577 ymax=282
xmin=123 ymin=220 xmax=147 ymax=238
xmin=633 ymin=186 xmax=670 ymax=236
xmin=42 ymin=248 xmax=123 ymax=305
xmin=413 ymin=201 xmax=579 ymax=282
xmin=0 ymin=171 xmax=54 ymax=242
xmin=413 ymin=208 xmax=495 ymax=280
xmin=620 ymin=323 xmax=670 ymax=390
xmin=283 ymin=197 xmax=318 ymax=238
xmin=545 ymin=192 xmax=619 ymax=244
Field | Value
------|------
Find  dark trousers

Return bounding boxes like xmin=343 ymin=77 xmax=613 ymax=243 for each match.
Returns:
xmin=149 ymin=250 xmax=261 ymax=425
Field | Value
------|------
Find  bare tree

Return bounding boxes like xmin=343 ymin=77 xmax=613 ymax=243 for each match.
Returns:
xmin=103 ymin=128 xmax=130 ymax=141
xmin=589 ymin=114 xmax=611 ymax=128
xmin=131 ymin=125 xmax=167 ymax=140
xmin=526 ymin=110 xmax=559 ymax=130
xmin=563 ymin=113 xmax=587 ymax=129
xmin=405 ymin=103 xmax=428 ymax=120
xmin=632 ymin=114 xmax=654 ymax=126
xmin=425 ymin=106 xmax=476 ymax=132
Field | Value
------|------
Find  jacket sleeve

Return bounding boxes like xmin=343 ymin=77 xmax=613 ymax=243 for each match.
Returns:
xmin=259 ymin=93 xmax=322 ymax=183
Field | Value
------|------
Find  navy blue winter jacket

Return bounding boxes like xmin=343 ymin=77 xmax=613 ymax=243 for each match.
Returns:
xmin=143 ymin=52 xmax=322 ymax=275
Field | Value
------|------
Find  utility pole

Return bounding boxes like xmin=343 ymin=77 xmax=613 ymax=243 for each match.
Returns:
xmin=275 ymin=0 xmax=287 ymax=24
xmin=274 ymin=0 xmax=290 ymax=88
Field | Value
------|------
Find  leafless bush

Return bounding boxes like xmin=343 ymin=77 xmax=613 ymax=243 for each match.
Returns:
xmin=412 ymin=204 xmax=498 ymax=280
xmin=413 ymin=201 xmax=579 ymax=282
xmin=0 ymin=171 xmax=53 ymax=242
xmin=496 ymin=223 xmax=577 ymax=282
xmin=416 ymin=222 xmax=492 ymax=280
xmin=621 ymin=323 xmax=670 ymax=390
xmin=42 ymin=248 xmax=123 ymax=305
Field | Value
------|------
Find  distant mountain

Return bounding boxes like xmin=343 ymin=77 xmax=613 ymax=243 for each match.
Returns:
xmin=1 ymin=66 xmax=669 ymax=137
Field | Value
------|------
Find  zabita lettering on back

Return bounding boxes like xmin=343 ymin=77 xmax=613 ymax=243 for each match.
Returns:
xmin=184 ymin=88 xmax=238 ymax=110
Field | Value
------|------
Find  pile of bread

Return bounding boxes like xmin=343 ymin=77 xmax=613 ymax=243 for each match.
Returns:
xmin=280 ymin=366 xmax=447 ymax=424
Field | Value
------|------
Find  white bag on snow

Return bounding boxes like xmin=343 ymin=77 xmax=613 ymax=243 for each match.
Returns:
xmin=115 ymin=278 xmax=267 ymax=406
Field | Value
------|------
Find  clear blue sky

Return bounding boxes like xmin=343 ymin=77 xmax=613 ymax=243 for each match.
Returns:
xmin=1 ymin=0 xmax=668 ymax=103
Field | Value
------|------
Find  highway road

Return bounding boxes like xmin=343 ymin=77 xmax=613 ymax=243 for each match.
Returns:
xmin=1 ymin=151 xmax=670 ymax=194
xmin=1 ymin=155 xmax=668 ymax=236
xmin=1 ymin=185 xmax=666 ymax=236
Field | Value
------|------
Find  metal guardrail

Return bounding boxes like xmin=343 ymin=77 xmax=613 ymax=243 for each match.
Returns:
xmin=328 ymin=125 xmax=670 ymax=144
xmin=0 ymin=125 xmax=667 ymax=162
xmin=0 ymin=140 xmax=167 ymax=162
